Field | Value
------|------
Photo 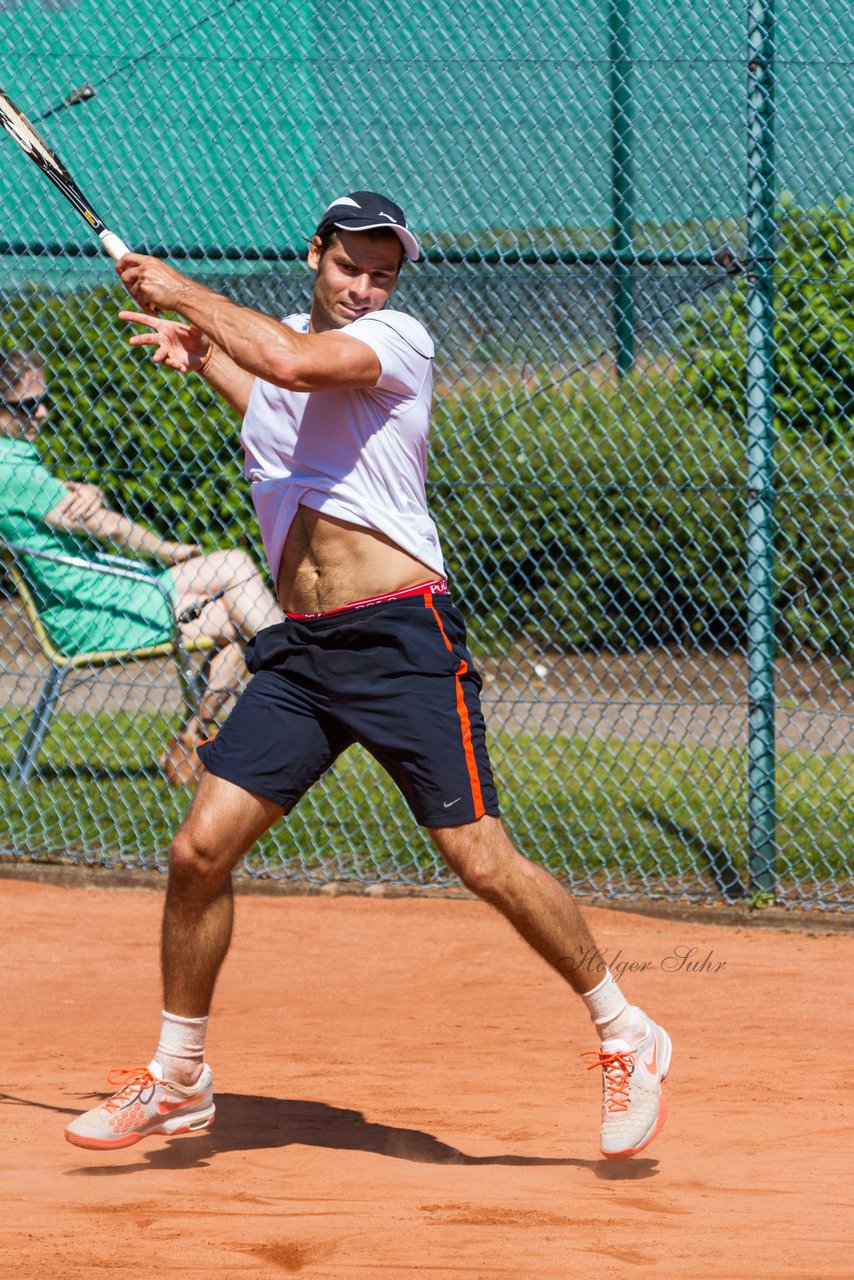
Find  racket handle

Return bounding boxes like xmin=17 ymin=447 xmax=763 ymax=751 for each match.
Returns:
xmin=99 ymin=229 xmax=131 ymax=260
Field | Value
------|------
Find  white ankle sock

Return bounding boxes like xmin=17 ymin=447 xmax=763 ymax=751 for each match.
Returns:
xmin=581 ymin=970 xmax=648 ymax=1045
xmin=155 ymin=1009 xmax=208 ymax=1085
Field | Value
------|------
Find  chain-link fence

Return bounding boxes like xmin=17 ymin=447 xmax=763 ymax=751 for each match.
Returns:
xmin=0 ymin=0 xmax=851 ymax=909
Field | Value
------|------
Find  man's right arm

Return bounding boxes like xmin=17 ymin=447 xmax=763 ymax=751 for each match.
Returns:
xmin=116 ymin=256 xmax=381 ymax=393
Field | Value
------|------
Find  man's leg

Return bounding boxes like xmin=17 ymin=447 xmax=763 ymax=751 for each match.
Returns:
xmin=171 ymin=549 xmax=282 ymax=644
xmin=429 ymin=815 xmax=671 ymax=1159
xmin=65 ymin=773 xmax=284 ymax=1150
xmin=428 ymin=815 xmax=602 ymax=989
xmin=161 ymin=771 xmax=284 ymax=1021
xmin=190 ymin=641 xmax=245 ymax=728
xmin=162 ymin=551 xmax=282 ymax=785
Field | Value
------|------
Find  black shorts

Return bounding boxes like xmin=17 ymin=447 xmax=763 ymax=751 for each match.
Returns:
xmin=197 ymin=591 xmax=500 ymax=827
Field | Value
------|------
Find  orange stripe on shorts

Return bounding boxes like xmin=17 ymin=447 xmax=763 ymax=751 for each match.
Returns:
xmin=425 ymin=598 xmax=485 ymax=819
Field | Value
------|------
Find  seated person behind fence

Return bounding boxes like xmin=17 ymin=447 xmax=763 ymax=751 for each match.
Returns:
xmin=0 ymin=350 xmax=281 ymax=786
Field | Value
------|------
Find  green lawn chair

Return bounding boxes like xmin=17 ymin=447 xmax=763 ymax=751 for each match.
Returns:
xmin=3 ymin=539 xmax=216 ymax=786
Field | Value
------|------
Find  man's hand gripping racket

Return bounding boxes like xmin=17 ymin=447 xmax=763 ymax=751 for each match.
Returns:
xmin=0 ymin=84 xmax=129 ymax=261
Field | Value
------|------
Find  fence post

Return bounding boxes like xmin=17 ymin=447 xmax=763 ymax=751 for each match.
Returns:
xmin=745 ymin=0 xmax=778 ymax=896
xmin=608 ymin=0 xmax=635 ymax=377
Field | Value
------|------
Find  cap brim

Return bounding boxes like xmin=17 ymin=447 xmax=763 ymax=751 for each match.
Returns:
xmin=331 ymin=218 xmax=421 ymax=262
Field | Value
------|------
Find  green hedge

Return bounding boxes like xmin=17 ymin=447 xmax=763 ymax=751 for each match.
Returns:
xmin=433 ymin=381 xmax=851 ymax=656
xmin=684 ymin=201 xmax=854 ymax=440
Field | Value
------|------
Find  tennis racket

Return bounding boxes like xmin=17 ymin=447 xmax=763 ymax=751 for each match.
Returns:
xmin=0 ymin=85 xmax=130 ymax=261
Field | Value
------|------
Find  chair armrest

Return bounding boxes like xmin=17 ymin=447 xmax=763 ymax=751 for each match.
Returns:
xmin=5 ymin=541 xmax=175 ymax=611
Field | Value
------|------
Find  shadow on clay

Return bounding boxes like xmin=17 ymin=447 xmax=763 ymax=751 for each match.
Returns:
xmin=1 ymin=1091 xmax=659 ymax=1180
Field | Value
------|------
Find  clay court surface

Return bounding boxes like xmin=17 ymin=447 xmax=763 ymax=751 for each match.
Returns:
xmin=1 ymin=878 xmax=849 ymax=1279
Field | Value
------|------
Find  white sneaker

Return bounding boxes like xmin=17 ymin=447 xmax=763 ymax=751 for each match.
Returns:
xmin=65 ymin=1061 xmax=214 ymax=1150
xmin=585 ymin=1020 xmax=672 ymax=1159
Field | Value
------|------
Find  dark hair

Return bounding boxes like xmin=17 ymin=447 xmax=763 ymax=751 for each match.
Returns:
xmin=0 ymin=349 xmax=44 ymax=398
xmin=312 ymin=225 xmax=406 ymax=270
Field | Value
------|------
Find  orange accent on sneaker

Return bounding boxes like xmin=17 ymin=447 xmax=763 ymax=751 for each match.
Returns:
xmin=643 ymin=1039 xmax=658 ymax=1074
xmin=102 ymin=1066 xmax=158 ymax=1113
xmin=583 ymin=1048 xmax=636 ymax=1113
xmin=158 ymin=1097 xmax=193 ymax=1115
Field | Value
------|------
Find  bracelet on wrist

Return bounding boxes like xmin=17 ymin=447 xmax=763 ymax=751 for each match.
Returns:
xmin=197 ymin=341 xmax=216 ymax=377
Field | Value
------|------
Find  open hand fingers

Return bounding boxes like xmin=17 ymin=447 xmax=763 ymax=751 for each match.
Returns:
xmin=119 ymin=315 xmax=192 ymax=370
xmin=126 ymin=334 xmax=179 ymax=362
xmin=119 ymin=309 xmax=163 ymax=331
xmin=123 ymin=331 xmax=172 ymax=364
xmin=153 ymin=342 xmax=191 ymax=371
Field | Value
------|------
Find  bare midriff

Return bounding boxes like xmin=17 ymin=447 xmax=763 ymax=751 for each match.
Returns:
xmin=276 ymin=505 xmax=437 ymax=615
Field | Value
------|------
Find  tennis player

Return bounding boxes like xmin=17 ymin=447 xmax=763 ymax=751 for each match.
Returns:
xmin=65 ymin=191 xmax=672 ymax=1159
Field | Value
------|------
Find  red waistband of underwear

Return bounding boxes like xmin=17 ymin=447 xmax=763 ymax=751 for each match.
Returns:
xmin=285 ymin=578 xmax=449 ymax=620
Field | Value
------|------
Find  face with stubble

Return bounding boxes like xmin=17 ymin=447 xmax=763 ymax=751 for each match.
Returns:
xmin=307 ymin=228 xmax=403 ymax=334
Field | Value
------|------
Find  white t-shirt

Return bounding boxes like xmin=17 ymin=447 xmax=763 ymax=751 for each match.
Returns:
xmin=241 ymin=310 xmax=445 ymax=582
